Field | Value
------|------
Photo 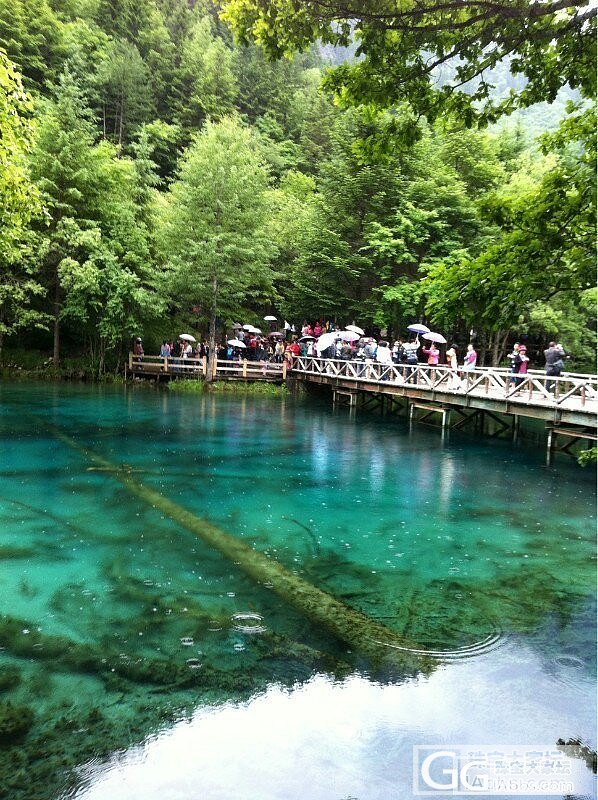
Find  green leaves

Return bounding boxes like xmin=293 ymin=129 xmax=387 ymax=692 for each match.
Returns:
xmin=158 ymin=117 xmax=276 ymax=334
xmin=424 ymin=106 xmax=596 ymax=339
xmin=222 ymin=0 xmax=596 ymax=128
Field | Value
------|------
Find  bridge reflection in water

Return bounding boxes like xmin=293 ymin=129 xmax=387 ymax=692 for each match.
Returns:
xmin=129 ymin=353 xmax=597 ymax=462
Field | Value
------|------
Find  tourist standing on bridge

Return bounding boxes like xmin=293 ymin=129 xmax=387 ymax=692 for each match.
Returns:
xmin=462 ymin=344 xmax=477 ymax=372
xmin=515 ymin=344 xmax=529 ymax=385
xmin=134 ymin=338 xmax=144 ymax=364
xmin=544 ymin=341 xmax=566 ymax=391
xmin=422 ymin=342 xmax=440 ymax=366
xmin=402 ymin=337 xmax=419 ymax=384
xmin=507 ymin=343 xmax=521 ymax=384
xmin=445 ymin=344 xmax=459 ymax=388
xmin=376 ymin=340 xmax=393 ymax=380
xmin=274 ymin=339 xmax=285 ymax=363
xmin=461 ymin=344 xmax=477 ymax=387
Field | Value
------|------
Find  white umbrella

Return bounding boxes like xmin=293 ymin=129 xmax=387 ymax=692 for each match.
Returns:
xmin=345 ymin=324 xmax=365 ymax=336
xmin=227 ymin=339 xmax=246 ymax=348
xmin=422 ymin=331 xmax=447 ymax=344
xmin=242 ymin=324 xmax=253 ymax=331
xmin=179 ymin=333 xmax=196 ymax=342
xmin=407 ymin=323 xmax=430 ymax=335
xmin=263 ymin=315 xmax=277 ymax=321
xmin=252 ymin=328 xmax=262 ymax=335
xmin=315 ymin=331 xmax=338 ymax=354
xmin=338 ymin=330 xmax=360 ymax=341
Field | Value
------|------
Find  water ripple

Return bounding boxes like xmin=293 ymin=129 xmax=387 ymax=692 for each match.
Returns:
xmin=373 ymin=627 xmax=505 ymax=661
xmin=231 ymin=612 xmax=267 ymax=635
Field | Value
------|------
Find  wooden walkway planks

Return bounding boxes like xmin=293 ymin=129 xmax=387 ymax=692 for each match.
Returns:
xmin=291 ymin=357 xmax=598 ymax=428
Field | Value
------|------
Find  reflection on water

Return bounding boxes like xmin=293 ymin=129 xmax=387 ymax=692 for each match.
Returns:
xmin=0 ymin=381 xmax=595 ymax=800
xmin=71 ymin=659 xmax=596 ymax=800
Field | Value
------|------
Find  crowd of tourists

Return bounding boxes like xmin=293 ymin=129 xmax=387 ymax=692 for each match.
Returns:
xmin=134 ymin=323 xmax=568 ymax=384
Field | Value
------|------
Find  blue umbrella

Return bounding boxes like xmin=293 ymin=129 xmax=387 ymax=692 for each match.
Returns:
xmin=407 ymin=323 xmax=430 ymax=334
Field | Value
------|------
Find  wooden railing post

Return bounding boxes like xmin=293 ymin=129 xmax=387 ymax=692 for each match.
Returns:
xmin=163 ymin=357 xmax=168 ymax=373
xmin=202 ymin=356 xmax=207 ymax=376
xmin=282 ymin=361 xmax=287 ymax=380
xmin=242 ymin=359 xmax=247 ymax=378
xmin=128 ymin=351 xmax=133 ymax=371
xmin=212 ymin=357 xmax=217 ymax=378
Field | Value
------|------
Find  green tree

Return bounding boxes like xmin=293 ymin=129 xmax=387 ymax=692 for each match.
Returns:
xmin=29 ymin=72 xmax=159 ymax=369
xmin=0 ymin=0 xmax=65 ymax=89
xmin=158 ymin=117 xmax=275 ymax=377
xmin=424 ymin=105 xmax=596 ymax=363
xmin=95 ymin=38 xmax=154 ymax=144
xmin=0 ymin=50 xmax=47 ymax=356
xmin=177 ymin=15 xmax=237 ymax=128
xmin=222 ymin=0 xmax=596 ymax=127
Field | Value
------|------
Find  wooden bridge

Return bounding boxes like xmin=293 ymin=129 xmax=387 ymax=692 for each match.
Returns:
xmin=291 ymin=357 xmax=597 ymax=461
xmin=128 ymin=353 xmax=287 ymax=382
xmin=128 ymin=353 xmax=597 ymax=460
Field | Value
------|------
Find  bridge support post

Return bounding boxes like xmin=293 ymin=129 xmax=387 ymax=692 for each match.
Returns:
xmin=546 ymin=426 xmax=554 ymax=466
xmin=512 ymin=414 xmax=520 ymax=444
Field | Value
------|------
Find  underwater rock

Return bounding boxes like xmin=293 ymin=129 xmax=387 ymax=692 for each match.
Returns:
xmin=557 ymin=738 xmax=597 ymax=774
xmin=0 ymin=702 xmax=34 ymax=743
xmin=0 ymin=669 xmax=20 ymax=693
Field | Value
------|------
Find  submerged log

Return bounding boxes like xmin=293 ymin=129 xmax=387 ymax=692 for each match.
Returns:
xmin=52 ymin=428 xmax=434 ymax=675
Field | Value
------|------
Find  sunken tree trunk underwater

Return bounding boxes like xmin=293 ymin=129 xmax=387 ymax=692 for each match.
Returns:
xmin=51 ymin=426 xmax=436 ymax=677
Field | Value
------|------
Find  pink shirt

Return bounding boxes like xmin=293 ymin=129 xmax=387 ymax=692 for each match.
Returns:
xmin=423 ymin=346 xmax=439 ymax=365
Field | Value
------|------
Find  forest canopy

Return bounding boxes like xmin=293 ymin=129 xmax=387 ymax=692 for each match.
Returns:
xmin=222 ymin=0 xmax=596 ymax=126
xmin=0 ymin=0 xmax=595 ymax=374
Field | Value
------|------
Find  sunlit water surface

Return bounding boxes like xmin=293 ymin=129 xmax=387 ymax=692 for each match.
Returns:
xmin=0 ymin=382 xmax=595 ymax=800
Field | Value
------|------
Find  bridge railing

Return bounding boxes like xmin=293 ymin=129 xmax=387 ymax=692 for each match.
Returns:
xmin=128 ymin=353 xmax=286 ymax=380
xmin=292 ymin=357 xmax=598 ymax=408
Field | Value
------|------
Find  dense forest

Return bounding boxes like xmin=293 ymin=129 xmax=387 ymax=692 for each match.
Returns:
xmin=1 ymin=0 xmax=595 ymax=375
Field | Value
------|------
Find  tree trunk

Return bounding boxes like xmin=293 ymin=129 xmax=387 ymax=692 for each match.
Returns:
xmin=98 ymin=338 xmax=106 ymax=378
xmin=206 ymin=275 xmax=218 ymax=382
xmin=491 ymin=329 xmax=503 ymax=367
xmin=499 ymin=330 xmax=510 ymax=366
xmin=478 ymin=332 xmax=487 ymax=367
xmin=53 ymin=278 xmax=61 ymax=365
xmin=0 ymin=330 xmax=4 ymax=362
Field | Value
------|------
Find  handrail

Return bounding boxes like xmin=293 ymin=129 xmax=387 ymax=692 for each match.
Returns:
xmin=291 ymin=357 xmax=598 ymax=411
xmin=128 ymin=353 xmax=286 ymax=379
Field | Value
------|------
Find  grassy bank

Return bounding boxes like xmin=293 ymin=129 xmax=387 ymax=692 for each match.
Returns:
xmin=167 ymin=379 xmax=287 ymax=396
xmin=0 ymin=347 xmax=124 ymax=383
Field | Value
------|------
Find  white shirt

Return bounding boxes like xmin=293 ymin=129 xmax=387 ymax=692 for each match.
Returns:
xmin=376 ymin=346 xmax=393 ymax=365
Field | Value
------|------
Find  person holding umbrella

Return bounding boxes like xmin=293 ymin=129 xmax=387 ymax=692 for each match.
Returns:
xmin=402 ymin=336 xmax=420 ymax=383
xmin=422 ymin=342 xmax=440 ymax=366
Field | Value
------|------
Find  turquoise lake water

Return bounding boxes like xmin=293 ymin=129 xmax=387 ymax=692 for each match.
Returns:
xmin=0 ymin=381 xmax=595 ymax=800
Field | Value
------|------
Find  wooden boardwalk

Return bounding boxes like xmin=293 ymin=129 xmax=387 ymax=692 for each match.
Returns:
xmin=128 ymin=353 xmax=287 ymax=382
xmin=128 ymin=352 xmax=597 ymax=458
xmin=292 ymin=358 xmax=597 ymax=462
xmin=291 ymin=357 xmax=597 ymax=428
